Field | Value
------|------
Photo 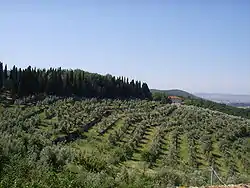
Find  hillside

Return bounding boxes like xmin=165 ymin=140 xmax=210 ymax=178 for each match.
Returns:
xmin=151 ymin=89 xmax=199 ymax=99
xmin=0 ymin=97 xmax=249 ymax=187
xmin=185 ymin=98 xmax=250 ymax=119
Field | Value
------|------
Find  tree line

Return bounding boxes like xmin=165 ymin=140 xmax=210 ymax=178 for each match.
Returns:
xmin=0 ymin=62 xmax=152 ymax=100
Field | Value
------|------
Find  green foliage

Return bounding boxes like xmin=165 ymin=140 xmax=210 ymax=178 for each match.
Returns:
xmin=0 ymin=62 xmax=3 ymax=90
xmin=0 ymin=63 xmax=152 ymax=100
xmin=185 ymin=98 xmax=250 ymax=119
xmin=39 ymin=145 xmax=75 ymax=171
xmin=152 ymin=92 xmax=172 ymax=104
xmin=151 ymin=89 xmax=198 ymax=99
xmin=0 ymin=97 xmax=249 ymax=187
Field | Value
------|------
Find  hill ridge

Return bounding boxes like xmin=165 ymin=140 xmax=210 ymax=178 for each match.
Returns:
xmin=151 ymin=88 xmax=199 ymax=99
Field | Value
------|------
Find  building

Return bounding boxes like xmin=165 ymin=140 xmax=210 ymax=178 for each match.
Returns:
xmin=168 ymin=96 xmax=184 ymax=104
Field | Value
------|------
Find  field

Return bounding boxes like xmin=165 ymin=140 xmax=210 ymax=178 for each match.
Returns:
xmin=0 ymin=97 xmax=249 ymax=187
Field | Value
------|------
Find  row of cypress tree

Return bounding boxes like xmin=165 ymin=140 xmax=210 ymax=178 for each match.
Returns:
xmin=0 ymin=62 xmax=152 ymax=100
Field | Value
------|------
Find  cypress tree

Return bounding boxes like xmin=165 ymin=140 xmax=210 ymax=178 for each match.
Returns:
xmin=0 ymin=63 xmax=153 ymax=100
xmin=10 ymin=66 xmax=18 ymax=97
xmin=142 ymin=83 xmax=152 ymax=100
xmin=3 ymin=64 xmax=8 ymax=88
xmin=0 ymin=62 xmax=3 ymax=89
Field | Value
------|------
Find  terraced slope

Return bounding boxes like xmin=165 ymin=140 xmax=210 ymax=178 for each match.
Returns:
xmin=0 ymin=98 xmax=249 ymax=187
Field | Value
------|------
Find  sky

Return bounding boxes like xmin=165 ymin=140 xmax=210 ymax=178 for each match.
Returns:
xmin=0 ymin=0 xmax=250 ymax=94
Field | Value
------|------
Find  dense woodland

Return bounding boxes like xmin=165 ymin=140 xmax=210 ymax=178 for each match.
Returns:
xmin=0 ymin=62 xmax=151 ymax=100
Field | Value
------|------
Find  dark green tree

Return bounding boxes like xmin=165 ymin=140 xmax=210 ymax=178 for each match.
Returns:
xmin=0 ymin=62 xmax=3 ymax=89
xmin=3 ymin=64 xmax=8 ymax=88
xmin=0 ymin=63 xmax=154 ymax=101
xmin=142 ymin=83 xmax=152 ymax=99
xmin=152 ymin=92 xmax=171 ymax=104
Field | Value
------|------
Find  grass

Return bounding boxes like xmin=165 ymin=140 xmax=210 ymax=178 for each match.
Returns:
xmin=73 ymin=139 xmax=97 ymax=153
xmin=179 ymin=134 xmax=189 ymax=162
xmin=1 ymin=97 xmax=249 ymax=183
xmin=211 ymin=137 xmax=227 ymax=175
xmin=155 ymin=131 xmax=170 ymax=166
xmin=196 ymin=141 xmax=209 ymax=168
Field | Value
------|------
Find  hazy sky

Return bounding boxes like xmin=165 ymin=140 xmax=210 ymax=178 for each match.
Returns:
xmin=0 ymin=0 xmax=250 ymax=94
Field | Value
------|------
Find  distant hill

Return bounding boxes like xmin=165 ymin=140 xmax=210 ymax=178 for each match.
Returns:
xmin=229 ymin=102 xmax=250 ymax=108
xmin=151 ymin=89 xmax=199 ymax=99
xmin=195 ymin=93 xmax=250 ymax=106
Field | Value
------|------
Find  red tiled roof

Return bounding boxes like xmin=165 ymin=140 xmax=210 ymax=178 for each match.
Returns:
xmin=168 ymin=96 xmax=183 ymax=100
